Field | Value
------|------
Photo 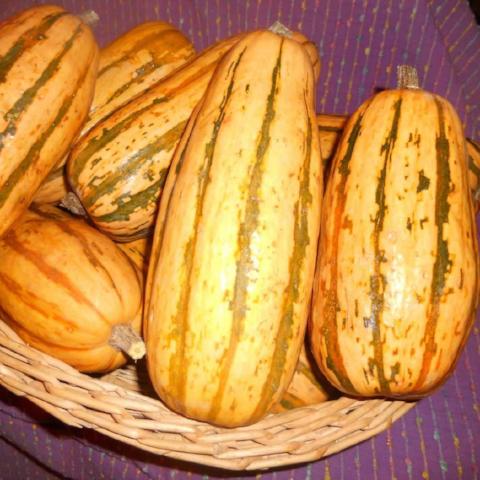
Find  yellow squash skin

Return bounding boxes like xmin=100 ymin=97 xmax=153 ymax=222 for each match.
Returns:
xmin=271 ymin=344 xmax=334 ymax=413
xmin=316 ymin=113 xmax=480 ymax=211
xmin=145 ymin=30 xmax=323 ymax=427
xmin=310 ymin=89 xmax=479 ymax=398
xmin=0 ymin=5 xmax=99 ymax=237
xmin=33 ymin=20 xmax=195 ymax=206
xmin=68 ymin=32 xmax=246 ymax=242
xmin=85 ymin=21 xmax=195 ymax=136
xmin=0 ymin=206 xmax=143 ymax=373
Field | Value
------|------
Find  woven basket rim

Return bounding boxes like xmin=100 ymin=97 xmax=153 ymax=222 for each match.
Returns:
xmin=0 ymin=319 xmax=416 ymax=471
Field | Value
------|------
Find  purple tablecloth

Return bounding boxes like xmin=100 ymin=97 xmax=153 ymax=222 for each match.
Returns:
xmin=0 ymin=1 xmax=479 ymax=478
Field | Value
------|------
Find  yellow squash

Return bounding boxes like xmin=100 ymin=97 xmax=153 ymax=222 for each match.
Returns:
xmin=310 ymin=67 xmax=478 ymax=398
xmin=145 ymin=30 xmax=322 ymax=427
xmin=0 ymin=5 xmax=98 ymax=237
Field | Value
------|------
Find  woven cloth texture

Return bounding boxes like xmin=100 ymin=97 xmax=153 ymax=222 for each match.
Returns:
xmin=0 ymin=0 xmax=479 ymax=479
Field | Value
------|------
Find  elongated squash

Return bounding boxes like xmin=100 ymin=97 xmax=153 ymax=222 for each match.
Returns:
xmin=270 ymin=344 xmax=335 ymax=413
xmin=33 ymin=20 xmax=195 ymax=206
xmin=316 ymin=113 xmax=480 ymax=211
xmin=310 ymin=66 xmax=478 ymax=398
xmin=0 ymin=206 xmax=144 ymax=373
xmin=145 ymin=30 xmax=322 ymax=427
xmin=0 ymin=5 xmax=98 ymax=237
xmin=67 ymin=32 xmax=246 ymax=241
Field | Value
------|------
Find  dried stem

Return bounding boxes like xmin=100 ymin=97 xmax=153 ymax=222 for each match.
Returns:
xmin=269 ymin=21 xmax=293 ymax=37
xmin=78 ymin=10 xmax=100 ymax=28
xmin=109 ymin=325 xmax=146 ymax=360
xmin=397 ymin=65 xmax=419 ymax=89
xmin=60 ymin=192 xmax=87 ymax=218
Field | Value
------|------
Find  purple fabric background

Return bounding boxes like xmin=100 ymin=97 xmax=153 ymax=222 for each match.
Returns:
xmin=0 ymin=1 xmax=479 ymax=479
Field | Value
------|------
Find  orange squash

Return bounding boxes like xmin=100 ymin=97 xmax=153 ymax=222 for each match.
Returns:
xmin=0 ymin=206 xmax=144 ymax=373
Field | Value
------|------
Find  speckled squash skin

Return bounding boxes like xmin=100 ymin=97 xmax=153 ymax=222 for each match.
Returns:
xmin=145 ymin=30 xmax=323 ymax=427
xmin=0 ymin=5 xmax=98 ymax=237
xmin=33 ymin=20 xmax=195 ymax=206
xmin=67 ymin=32 xmax=246 ymax=242
xmin=0 ymin=206 xmax=142 ymax=373
xmin=310 ymin=88 xmax=479 ymax=398
xmin=316 ymin=113 xmax=480 ymax=211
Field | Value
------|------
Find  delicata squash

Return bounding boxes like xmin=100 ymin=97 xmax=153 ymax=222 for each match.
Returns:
xmin=0 ymin=5 xmax=98 ymax=237
xmin=310 ymin=66 xmax=479 ymax=398
xmin=145 ymin=30 xmax=323 ymax=427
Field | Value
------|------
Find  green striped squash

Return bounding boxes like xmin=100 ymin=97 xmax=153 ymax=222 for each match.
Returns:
xmin=0 ymin=5 xmax=98 ymax=237
xmin=145 ymin=30 xmax=322 ymax=427
xmin=33 ymin=20 xmax=195 ymax=206
xmin=67 ymin=32 xmax=246 ymax=242
xmin=310 ymin=67 xmax=479 ymax=398
xmin=316 ymin=113 xmax=480 ymax=211
xmin=271 ymin=344 xmax=335 ymax=413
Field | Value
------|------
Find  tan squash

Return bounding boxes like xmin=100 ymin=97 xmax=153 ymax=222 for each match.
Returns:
xmin=0 ymin=5 xmax=98 ymax=237
xmin=310 ymin=66 xmax=478 ymax=398
xmin=0 ymin=206 xmax=144 ymax=373
xmin=145 ymin=30 xmax=322 ymax=427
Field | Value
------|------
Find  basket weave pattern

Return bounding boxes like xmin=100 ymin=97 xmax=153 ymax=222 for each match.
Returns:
xmin=0 ymin=320 xmax=415 ymax=471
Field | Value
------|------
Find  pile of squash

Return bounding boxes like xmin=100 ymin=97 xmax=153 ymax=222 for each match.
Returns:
xmin=0 ymin=5 xmax=478 ymax=428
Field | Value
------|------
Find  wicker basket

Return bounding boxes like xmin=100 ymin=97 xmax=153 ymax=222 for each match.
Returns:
xmin=0 ymin=319 xmax=415 ymax=471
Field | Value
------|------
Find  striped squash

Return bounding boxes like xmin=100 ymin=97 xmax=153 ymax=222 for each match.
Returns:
xmin=271 ymin=344 xmax=335 ymax=413
xmin=0 ymin=206 xmax=144 ymax=373
xmin=0 ymin=5 xmax=98 ymax=237
xmin=117 ymin=236 xmax=151 ymax=277
xmin=145 ymin=30 xmax=322 ymax=427
xmin=33 ymin=20 xmax=195 ymax=206
xmin=317 ymin=113 xmax=480 ymax=211
xmin=310 ymin=67 xmax=479 ymax=398
xmin=85 ymin=21 xmax=195 ymax=136
xmin=467 ymin=138 xmax=480 ymax=210
xmin=67 ymin=32 xmax=246 ymax=242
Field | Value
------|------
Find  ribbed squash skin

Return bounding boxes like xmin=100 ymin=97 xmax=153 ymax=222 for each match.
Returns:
xmin=68 ymin=33 xmax=246 ymax=242
xmin=117 ymin=237 xmax=150 ymax=277
xmin=33 ymin=21 xmax=195 ymax=206
xmin=317 ymin=113 xmax=480 ymax=211
xmin=0 ymin=206 xmax=142 ymax=373
xmin=0 ymin=5 xmax=98 ymax=237
xmin=145 ymin=30 xmax=322 ymax=427
xmin=310 ymin=89 xmax=479 ymax=398
xmin=271 ymin=344 xmax=333 ymax=413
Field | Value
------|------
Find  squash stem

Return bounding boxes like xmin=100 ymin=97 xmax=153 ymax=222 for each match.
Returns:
xmin=397 ymin=65 xmax=419 ymax=89
xmin=78 ymin=10 xmax=99 ymax=28
xmin=269 ymin=21 xmax=293 ymax=37
xmin=60 ymin=192 xmax=87 ymax=217
xmin=109 ymin=325 xmax=146 ymax=360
